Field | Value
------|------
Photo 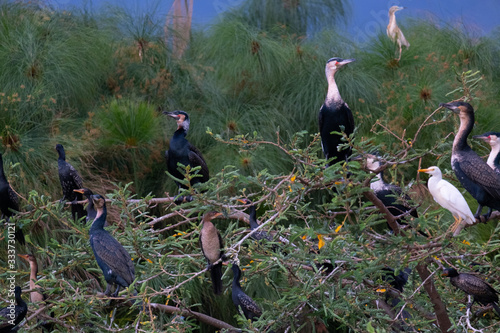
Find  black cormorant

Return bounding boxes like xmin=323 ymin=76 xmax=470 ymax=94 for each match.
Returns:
xmin=365 ymin=155 xmax=422 ymax=235
xmin=0 ymin=286 xmax=27 ymax=333
xmin=319 ymin=57 xmax=355 ymax=166
xmin=231 ymin=264 xmax=262 ymax=321
xmin=74 ymin=188 xmax=96 ymax=223
xmin=89 ymin=194 xmax=135 ymax=297
xmin=472 ymin=132 xmax=500 ymax=173
xmin=442 ymin=267 xmax=500 ymax=316
xmin=440 ymin=102 xmax=500 ymax=220
xmin=237 ymin=199 xmax=273 ymax=242
xmin=55 ymin=144 xmax=86 ymax=221
xmin=199 ymin=211 xmax=224 ymax=295
xmin=18 ymin=254 xmax=53 ymax=332
xmin=163 ymin=110 xmax=209 ymax=204
xmin=0 ymin=153 xmax=24 ymax=245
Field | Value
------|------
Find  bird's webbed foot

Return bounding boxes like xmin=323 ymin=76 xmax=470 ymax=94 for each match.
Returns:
xmin=481 ymin=208 xmax=493 ymax=223
xmin=112 ymin=285 xmax=121 ymax=298
xmin=104 ymin=284 xmax=112 ymax=296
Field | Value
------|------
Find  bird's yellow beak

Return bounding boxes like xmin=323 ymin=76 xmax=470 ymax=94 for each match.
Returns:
xmin=418 ymin=168 xmax=430 ymax=173
xmin=17 ymin=254 xmax=29 ymax=260
xmin=73 ymin=189 xmax=84 ymax=194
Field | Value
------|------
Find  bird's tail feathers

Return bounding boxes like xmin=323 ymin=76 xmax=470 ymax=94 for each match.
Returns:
xmin=492 ymin=302 xmax=500 ymax=317
xmin=211 ymin=263 xmax=223 ymax=295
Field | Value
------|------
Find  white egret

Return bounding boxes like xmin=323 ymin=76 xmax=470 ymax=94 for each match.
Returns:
xmin=418 ymin=166 xmax=475 ymax=236
xmin=472 ymin=131 xmax=500 ymax=173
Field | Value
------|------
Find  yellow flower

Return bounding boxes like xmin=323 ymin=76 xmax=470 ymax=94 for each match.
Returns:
xmin=376 ymin=288 xmax=386 ymax=293
xmin=462 ymin=240 xmax=471 ymax=246
xmin=146 ymin=258 xmax=153 ymax=264
xmin=317 ymin=234 xmax=325 ymax=250
xmin=291 ymin=175 xmax=296 ymax=182
xmin=335 ymin=224 xmax=343 ymax=233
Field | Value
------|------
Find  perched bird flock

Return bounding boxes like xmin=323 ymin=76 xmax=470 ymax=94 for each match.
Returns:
xmin=1 ymin=5 xmax=500 ymax=332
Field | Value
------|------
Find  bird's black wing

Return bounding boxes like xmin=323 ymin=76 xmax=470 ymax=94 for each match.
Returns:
xmin=456 ymin=156 xmax=500 ymax=198
xmin=343 ymin=102 xmax=355 ymax=136
xmin=91 ymin=233 xmax=135 ymax=285
xmin=188 ymin=144 xmax=209 ymax=182
xmin=7 ymin=185 xmax=19 ymax=212
xmin=456 ymin=273 xmax=498 ymax=302
xmin=67 ymin=162 xmax=84 ymax=189
xmin=237 ymin=293 xmax=262 ymax=317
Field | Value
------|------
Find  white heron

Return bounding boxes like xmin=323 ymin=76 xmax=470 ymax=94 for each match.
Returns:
xmin=418 ymin=166 xmax=475 ymax=236
xmin=387 ymin=6 xmax=410 ymax=61
xmin=473 ymin=132 xmax=500 ymax=173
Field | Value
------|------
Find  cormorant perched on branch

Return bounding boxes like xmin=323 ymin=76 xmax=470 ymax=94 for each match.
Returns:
xmin=387 ymin=6 xmax=410 ymax=61
xmin=473 ymin=132 xmax=500 ymax=173
xmin=237 ymin=199 xmax=272 ymax=242
xmin=199 ymin=211 xmax=224 ymax=295
xmin=440 ymin=102 xmax=500 ymax=220
xmin=418 ymin=166 xmax=475 ymax=236
xmin=74 ymin=188 xmax=96 ymax=223
xmin=55 ymin=144 xmax=86 ymax=222
xmin=442 ymin=267 xmax=500 ymax=317
xmin=365 ymin=155 xmax=421 ymax=234
xmin=0 ymin=153 xmax=24 ymax=245
xmin=231 ymin=264 xmax=262 ymax=321
xmin=163 ymin=110 xmax=209 ymax=204
xmin=319 ymin=57 xmax=355 ymax=167
xmin=89 ymin=194 xmax=135 ymax=297
xmin=18 ymin=254 xmax=53 ymax=332
xmin=0 ymin=286 xmax=27 ymax=332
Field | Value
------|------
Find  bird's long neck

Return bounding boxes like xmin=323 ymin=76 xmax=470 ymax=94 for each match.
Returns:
xmin=90 ymin=206 xmax=107 ymax=232
xmin=248 ymin=206 xmax=259 ymax=229
xmin=370 ymin=172 xmax=386 ymax=191
xmin=388 ymin=12 xmax=397 ymax=30
xmin=488 ymin=144 xmax=500 ymax=169
xmin=453 ymin=113 xmax=474 ymax=152
xmin=325 ymin=71 xmax=342 ymax=106
xmin=232 ymin=268 xmax=241 ymax=288
xmin=29 ymin=261 xmax=39 ymax=289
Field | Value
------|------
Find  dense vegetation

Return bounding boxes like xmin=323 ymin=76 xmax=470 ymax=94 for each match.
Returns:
xmin=1 ymin=1 xmax=500 ymax=332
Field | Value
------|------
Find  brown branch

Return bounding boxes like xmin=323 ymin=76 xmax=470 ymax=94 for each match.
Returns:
xmin=362 ymin=189 xmax=403 ymax=236
xmin=415 ymin=263 xmax=453 ymax=333
xmin=150 ymin=303 xmax=240 ymax=332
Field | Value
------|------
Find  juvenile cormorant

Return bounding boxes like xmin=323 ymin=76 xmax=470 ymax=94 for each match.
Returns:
xmin=365 ymin=155 xmax=424 ymax=236
xmin=163 ymin=110 xmax=209 ymax=204
xmin=418 ymin=166 xmax=475 ymax=236
xmin=440 ymin=102 xmax=500 ymax=220
xmin=89 ymin=194 xmax=135 ymax=297
xmin=442 ymin=267 xmax=500 ymax=317
xmin=199 ymin=211 xmax=224 ymax=295
xmin=74 ymin=188 xmax=96 ymax=223
xmin=472 ymin=132 xmax=500 ymax=173
xmin=237 ymin=199 xmax=273 ymax=242
xmin=319 ymin=57 xmax=355 ymax=166
xmin=0 ymin=153 xmax=24 ymax=245
xmin=18 ymin=254 xmax=53 ymax=332
xmin=231 ymin=264 xmax=262 ymax=321
xmin=387 ymin=6 xmax=410 ymax=61
xmin=55 ymin=144 xmax=86 ymax=221
xmin=0 ymin=286 xmax=27 ymax=333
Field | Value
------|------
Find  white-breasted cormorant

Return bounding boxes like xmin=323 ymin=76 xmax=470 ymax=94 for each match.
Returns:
xmin=387 ymin=6 xmax=410 ymax=61
xmin=55 ymin=144 xmax=86 ymax=222
xmin=472 ymin=132 xmax=500 ymax=173
xmin=74 ymin=188 xmax=96 ymax=223
xmin=163 ymin=110 xmax=209 ymax=204
xmin=231 ymin=264 xmax=262 ymax=321
xmin=319 ymin=57 xmax=355 ymax=167
xmin=442 ymin=267 xmax=500 ymax=317
xmin=0 ymin=286 xmax=27 ymax=332
xmin=418 ymin=166 xmax=475 ymax=236
xmin=440 ymin=102 xmax=500 ymax=220
xmin=0 ymin=153 xmax=24 ymax=245
xmin=89 ymin=194 xmax=135 ymax=297
xmin=199 ymin=211 xmax=224 ymax=295
xmin=365 ymin=156 xmax=422 ymax=235
xmin=18 ymin=254 xmax=53 ymax=332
